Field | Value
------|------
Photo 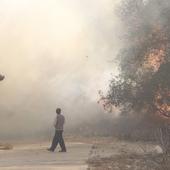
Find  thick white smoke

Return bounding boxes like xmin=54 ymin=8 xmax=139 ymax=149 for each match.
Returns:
xmin=0 ymin=0 xmax=122 ymax=139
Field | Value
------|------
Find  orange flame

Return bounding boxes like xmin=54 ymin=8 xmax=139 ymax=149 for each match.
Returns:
xmin=144 ymin=46 xmax=166 ymax=72
xmin=154 ymin=88 xmax=170 ymax=119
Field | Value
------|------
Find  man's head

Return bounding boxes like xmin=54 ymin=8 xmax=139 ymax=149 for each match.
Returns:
xmin=56 ymin=108 xmax=61 ymax=114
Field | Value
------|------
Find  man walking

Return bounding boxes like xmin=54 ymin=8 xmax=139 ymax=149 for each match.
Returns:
xmin=48 ymin=108 xmax=66 ymax=152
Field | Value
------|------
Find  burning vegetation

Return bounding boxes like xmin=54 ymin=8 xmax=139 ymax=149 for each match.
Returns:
xmin=89 ymin=1 xmax=170 ymax=169
xmin=98 ymin=0 xmax=170 ymax=154
xmin=154 ymin=87 xmax=170 ymax=119
xmin=102 ymin=0 xmax=170 ymax=121
xmin=144 ymin=46 xmax=165 ymax=72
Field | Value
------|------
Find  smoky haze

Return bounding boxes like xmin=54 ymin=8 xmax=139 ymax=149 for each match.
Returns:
xmin=0 ymin=0 xmax=122 ymax=140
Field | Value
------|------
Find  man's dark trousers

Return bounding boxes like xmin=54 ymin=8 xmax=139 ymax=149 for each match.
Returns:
xmin=50 ymin=130 xmax=66 ymax=151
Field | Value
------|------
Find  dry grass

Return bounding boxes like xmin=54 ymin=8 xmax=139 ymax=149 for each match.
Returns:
xmin=87 ymin=153 xmax=170 ymax=170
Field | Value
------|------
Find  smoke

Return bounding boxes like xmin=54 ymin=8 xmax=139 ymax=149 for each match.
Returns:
xmin=0 ymin=0 xmax=122 ymax=139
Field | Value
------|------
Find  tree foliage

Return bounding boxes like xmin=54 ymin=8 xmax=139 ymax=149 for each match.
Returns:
xmin=104 ymin=0 xmax=170 ymax=120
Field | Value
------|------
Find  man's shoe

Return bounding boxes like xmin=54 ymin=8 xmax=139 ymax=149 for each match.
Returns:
xmin=59 ymin=150 xmax=67 ymax=152
xmin=47 ymin=148 xmax=54 ymax=152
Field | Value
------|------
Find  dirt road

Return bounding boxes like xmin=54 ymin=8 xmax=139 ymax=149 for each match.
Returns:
xmin=0 ymin=138 xmax=164 ymax=170
xmin=0 ymin=142 xmax=91 ymax=170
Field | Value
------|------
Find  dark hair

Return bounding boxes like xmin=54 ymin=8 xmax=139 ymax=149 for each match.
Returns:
xmin=56 ymin=108 xmax=61 ymax=114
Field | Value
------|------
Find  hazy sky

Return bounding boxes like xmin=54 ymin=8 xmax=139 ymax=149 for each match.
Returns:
xmin=0 ymin=0 xmax=122 ymax=138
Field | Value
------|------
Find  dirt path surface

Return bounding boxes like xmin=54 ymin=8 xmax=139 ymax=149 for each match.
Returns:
xmin=0 ymin=138 xmax=165 ymax=170
xmin=0 ymin=142 xmax=91 ymax=170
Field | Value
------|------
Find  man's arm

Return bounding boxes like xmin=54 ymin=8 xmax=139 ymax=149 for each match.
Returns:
xmin=54 ymin=116 xmax=58 ymax=128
